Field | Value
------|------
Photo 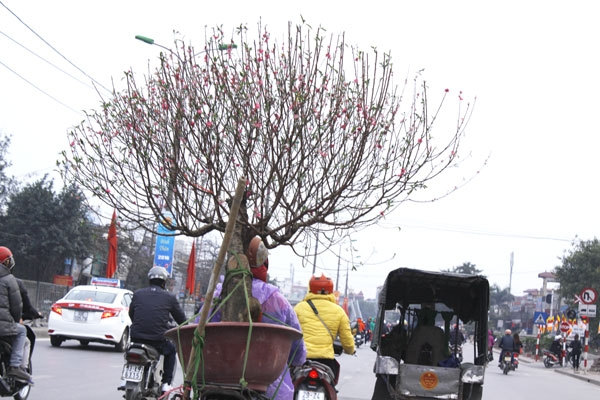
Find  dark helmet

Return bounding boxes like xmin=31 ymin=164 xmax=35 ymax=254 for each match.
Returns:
xmin=309 ymin=273 xmax=334 ymax=295
xmin=0 ymin=247 xmax=15 ymax=270
xmin=148 ymin=266 xmax=169 ymax=281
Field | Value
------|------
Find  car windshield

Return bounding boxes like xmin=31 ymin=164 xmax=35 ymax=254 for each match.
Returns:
xmin=65 ymin=289 xmax=117 ymax=304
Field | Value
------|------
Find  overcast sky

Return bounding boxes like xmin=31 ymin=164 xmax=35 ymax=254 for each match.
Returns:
xmin=1 ymin=0 xmax=597 ymax=299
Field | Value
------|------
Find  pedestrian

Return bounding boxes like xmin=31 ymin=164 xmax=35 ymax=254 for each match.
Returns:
xmin=487 ymin=329 xmax=495 ymax=362
xmin=570 ymin=333 xmax=582 ymax=371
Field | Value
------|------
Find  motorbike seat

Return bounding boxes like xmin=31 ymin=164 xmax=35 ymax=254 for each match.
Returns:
xmin=127 ymin=342 xmax=160 ymax=359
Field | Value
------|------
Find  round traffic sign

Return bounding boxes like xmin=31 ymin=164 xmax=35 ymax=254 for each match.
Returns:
xmin=560 ymin=321 xmax=570 ymax=333
xmin=580 ymin=288 xmax=598 ymax=305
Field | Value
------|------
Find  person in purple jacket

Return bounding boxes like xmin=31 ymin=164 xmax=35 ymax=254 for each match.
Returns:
xmin=203 ymin=238 xmax=306 ymax=400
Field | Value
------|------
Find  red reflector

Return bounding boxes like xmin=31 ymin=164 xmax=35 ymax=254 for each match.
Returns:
xmin=308 ymin=369 xmax=319 ymax=379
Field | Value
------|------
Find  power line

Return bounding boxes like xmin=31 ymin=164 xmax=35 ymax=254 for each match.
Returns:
xmin=378 ymin=219 xmax=573 ymax=243
xmin=0 ymin=30 xmax=96 ymax=91
xmin=0 ymin=0 xmax=111 ymax=94
xmin=0 ymin=59 xmax=81 ymax=115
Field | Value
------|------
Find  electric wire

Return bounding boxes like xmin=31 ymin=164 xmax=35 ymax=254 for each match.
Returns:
xmin=0 ymin=0 xmax=111 ymax=94
xmin=0 ymin=30 xmax=96 ymax=91
xmin=0 ymin=59 xmax=81 ymax=115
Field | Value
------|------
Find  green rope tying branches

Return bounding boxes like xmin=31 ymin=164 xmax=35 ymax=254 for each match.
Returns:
xmin=175 ymin=254 xmax=261 ymax=398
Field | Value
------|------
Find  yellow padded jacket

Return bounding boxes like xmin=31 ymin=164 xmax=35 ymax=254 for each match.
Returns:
xmin=294 ymin=292 xmax=355 ymax=359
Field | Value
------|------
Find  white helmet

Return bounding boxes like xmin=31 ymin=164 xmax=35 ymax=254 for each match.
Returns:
xmin=148 ymin=266 xmax=169 ymax=281
xmin=555 ymin=335 xmax=562 ymax=340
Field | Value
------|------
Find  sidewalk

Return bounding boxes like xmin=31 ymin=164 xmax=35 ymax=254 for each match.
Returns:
xmin=517 ymin=349 xmax=600 ymax=386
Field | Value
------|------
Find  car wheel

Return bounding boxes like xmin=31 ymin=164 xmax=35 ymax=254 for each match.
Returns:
xmin=50 ymin=336 xmax=62 ymax=347
xmin=115 ymin=328 xmax=130 ymax=352
xmin=79 ymin=340 xmax=89 ymax=347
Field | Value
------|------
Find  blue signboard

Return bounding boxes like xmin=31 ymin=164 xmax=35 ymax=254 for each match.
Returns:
xmin=533 ymin=311 xmax=548 ymax=325
xmin=153 ymin=212 xmax=176 ymax=276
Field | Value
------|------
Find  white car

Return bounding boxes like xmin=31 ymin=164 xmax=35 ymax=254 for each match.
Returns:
xmin=48 ymin=284 xmax=133 ymax=351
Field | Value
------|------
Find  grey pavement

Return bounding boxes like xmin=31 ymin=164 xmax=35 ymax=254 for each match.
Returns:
xmin=497 ymin=348 xmax=600 ymax=386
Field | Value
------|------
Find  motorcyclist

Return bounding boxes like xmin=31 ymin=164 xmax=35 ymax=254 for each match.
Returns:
xmin=17 ymin=278 xmax=43 ymax=370
xmin=549 ymin=335 xmax=563 ymax=360
xmin=203 ymin=237 xmax=306 ymax=400
xmin=0 ymin=246 xmax=33 ymax=383
xmin=497 ymin=328 xmax=515 ymax=368
xmin=126 ymin=266 xmax=187 ymax=393
xmin=449 ymin=324 xmax=465 ymax=346
xmin=294 ymin=273 xmax=355 ymax=381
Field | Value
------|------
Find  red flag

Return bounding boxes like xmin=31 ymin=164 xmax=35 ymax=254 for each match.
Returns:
xmin=186 ymin=240 xmax=196 ymax=295
xmin=342 ymin=297 xmax=349 ymax=316
xmin=106 ymin=210 xmax=118 ymax=278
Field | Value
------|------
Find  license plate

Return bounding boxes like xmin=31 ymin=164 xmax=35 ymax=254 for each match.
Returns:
xmin=74 ymin=310 xmax=88 ymax=322
xmin=297 ymin=390 xmax=325 ymax=400
xmin=122 ymin=364 xmax=144 ymax=382
xmin=504 ymin=356 xmax=511 ymax=362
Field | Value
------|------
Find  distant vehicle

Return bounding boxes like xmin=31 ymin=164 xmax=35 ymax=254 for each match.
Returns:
xmin=47 ymin=284 xmax=133 ymax=351
xmin=370 ymin=268 xmax=490 ymax=400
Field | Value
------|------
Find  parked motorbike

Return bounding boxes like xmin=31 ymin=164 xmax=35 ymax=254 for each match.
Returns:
xmin=543 ymin=348 xmax=572 ymax=368
xmin=0 ymin=323 xmax=35 ymax=400
xmin=120 ymin=342 xmax=166 ymax=400
xmin=292 ymin=359 xmax=338 ymax=400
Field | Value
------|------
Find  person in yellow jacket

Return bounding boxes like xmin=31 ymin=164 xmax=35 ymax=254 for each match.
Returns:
xmin=294 ymin=274 xmax=355 ymax=381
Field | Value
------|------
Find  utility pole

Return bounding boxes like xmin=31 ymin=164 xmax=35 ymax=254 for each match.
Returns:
xmin=509 ymin=252 xmax=514 ymax=294
xmin=336 ymin=244 xmax=341 ymax=292
xmin=312 ymin=232 xmax=319 ymax=274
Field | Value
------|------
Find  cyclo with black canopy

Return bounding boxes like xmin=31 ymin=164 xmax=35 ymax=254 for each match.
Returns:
xmin=370 ymin=268 xmax=489 ymax=400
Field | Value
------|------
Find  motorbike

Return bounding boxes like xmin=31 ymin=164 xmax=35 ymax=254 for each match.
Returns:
xmin=292 ymin=359 xmax=338 ymax=400
xmin=543 ymin=348 xmax=572 ymax=368
xmin=498 ymin=350 xmax=517 ymax=375
xmin=354 ymin=331 xmax=364 ymax=348
xmin=120 ymin=342 xmax=167 ymax=400
xmin=0 ymin=322 xmax=36 ymax=400
xmin=448 ymin=343 xmax=463 ymax=363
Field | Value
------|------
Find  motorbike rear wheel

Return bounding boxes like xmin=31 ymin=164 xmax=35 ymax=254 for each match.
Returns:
xmin=125 ymin=386 xmax=141 ymax=400
xmin=13 ymin=384 xmax=31 ymax=400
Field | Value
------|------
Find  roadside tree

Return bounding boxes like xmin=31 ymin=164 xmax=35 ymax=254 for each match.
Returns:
xmin=554 ymin=238 xmax=600 ymax=334
xmin=0 ymin=177 xmax=94 ymax=282
xmin=0 ymin=133 xmax=17 ymax=211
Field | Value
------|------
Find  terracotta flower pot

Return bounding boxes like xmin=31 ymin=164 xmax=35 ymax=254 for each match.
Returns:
xmin=165 ymin=322 xmax=302 ymax=392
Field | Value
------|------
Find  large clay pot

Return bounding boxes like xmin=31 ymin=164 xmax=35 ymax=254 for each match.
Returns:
xmin=165 ymin=322 xmax=302 ymax=392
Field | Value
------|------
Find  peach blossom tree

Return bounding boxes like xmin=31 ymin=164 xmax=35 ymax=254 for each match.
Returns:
xmin=60 ymin=22 xmax=474 ymax=255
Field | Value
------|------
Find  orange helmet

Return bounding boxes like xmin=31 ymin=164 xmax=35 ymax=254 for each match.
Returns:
xmin=309 ymin=274 xmax=334 ymax=294
xmin=0 ymin=247 xmax=15 ymax=270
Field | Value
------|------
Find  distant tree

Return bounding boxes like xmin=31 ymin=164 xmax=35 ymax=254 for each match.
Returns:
xmin=489 ymin=284 xmax=514 ymax=326
xmin=59 ymin=21 xmax=476 ymax=261
xmin=0 ymin=177 xmax=94 ymax=282
xmin=555 ymin=238 xmax=600 ymax=335
xmin=443 ymin=262 xmax=483 ymax=275
xmin=0 ymin=133 xmax=17 ymax=211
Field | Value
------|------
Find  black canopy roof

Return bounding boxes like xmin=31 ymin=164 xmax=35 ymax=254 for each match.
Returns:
xmin=378 ymin=268 xmax=490 ymax=324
